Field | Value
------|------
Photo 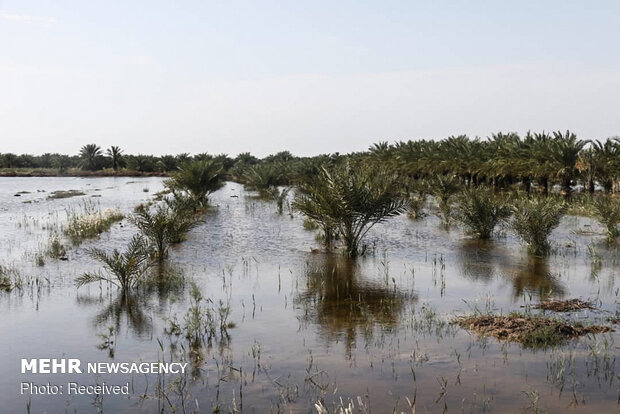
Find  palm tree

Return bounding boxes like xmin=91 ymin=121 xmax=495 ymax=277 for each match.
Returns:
xmin=455 ymin=187 xmax=511 ymax=239
xmin=165 ymin=159 xmax=225 ymax=207
xmin=510 ymin=197 xmax=566 ymax=256
xmin=76 ymin=234 xmax=151 ymax=291
xmin=106 ymin=146 xmax=124 ymax=171
xmin=592 ymin=138 xmax=620 ymax=193
xmin=130 ymin=205 xmax=199 ymax=262
xmin=242 ymin=163 xmax=291 ymax=214
xmin=293 ymin=162 xmax=406 ymax=257
xmin=548 ymin=130 xmax=586 ymax=197
xmin=429 ymin=175 xmax=461 ymax=226
xmin=79 ymin=144 xmax=103 ymax=171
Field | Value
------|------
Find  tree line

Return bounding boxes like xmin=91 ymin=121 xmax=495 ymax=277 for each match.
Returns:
xmin=2 ymin=131 xmax=620 ymax=194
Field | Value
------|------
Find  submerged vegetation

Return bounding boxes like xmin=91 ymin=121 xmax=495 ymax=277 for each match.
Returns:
xmin=6 ymin=132 xmax=620 ymax=412
xmin=0 ymin=264 xmax=21 ymax=291
xmin=64 ymin=204 xmax=124 ymax=245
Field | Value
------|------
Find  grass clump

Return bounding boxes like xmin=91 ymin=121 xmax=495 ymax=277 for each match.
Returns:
xmin=592 ymin=195 xmax=620 ymax=242
xmin=0 ymin=264 xmax=21 ymax=291
xmin=455 ymin=313 xmax=611 ymax=348
xmin=510 ymin=197 xmax=566 ymax=256
xmin=455 ymin=187 xmax=511 ymax=239
xmin=64 ymin=203 xmax=124 ymax=245
xmin=46 ymin=233 xmax=67 ymax=259
xmin=166 ymin=281 xmax=234 ymax=347
xmin=76 ymin=234 xmax=151 ymax=291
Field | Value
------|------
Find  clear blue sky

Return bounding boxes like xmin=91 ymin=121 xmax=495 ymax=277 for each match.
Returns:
xmin=1 ymin=0 xmax=619 ymax=157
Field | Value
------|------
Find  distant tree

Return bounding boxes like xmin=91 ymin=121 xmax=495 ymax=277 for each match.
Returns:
xmin=39 ymin=153 xmax=54 ymax=168
xmin=176 ymin=153 xmax=191 ymax=165
xmin=54 ymin=155 xmax=72 ymax=173
xmin=80 ymin=144 xmax=103 ymax=171
xmin=2 ymin=153 xmax=17 ymax=168
xmin=127 ymin=155 xmax=156 ymax=172
xmin=106 ymin=146 xmax=124 ymax=171
xmin=234 ymin=152 xmax=259 ymax=166
xmin=159 ymin=155 xmax=179 ymax=172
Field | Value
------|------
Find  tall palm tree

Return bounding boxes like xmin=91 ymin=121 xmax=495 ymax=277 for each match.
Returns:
xmin=106 ymin=146 xmax=124 ymax=171
xmin=79 ymin=144 xmax=103 ymax=171
xmin=548 ymin=130 xmax=586 ymax=197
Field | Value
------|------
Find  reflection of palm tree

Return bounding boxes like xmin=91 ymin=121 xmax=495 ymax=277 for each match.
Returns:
xmin=457 ymin=240 xmax=501 ymax=282
xmin=295 ymin=254 xmax=410 ymax=358
xmin=501 ymin=256 xmax=565 ymax=300
xmin=77 ymin=291 xmax=152 ymax=338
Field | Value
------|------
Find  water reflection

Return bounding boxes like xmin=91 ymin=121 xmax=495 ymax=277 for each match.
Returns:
xmin=503 ymin=256 xmax=566 ymax=300
xmin=76 ymin=291 xmax=153 ymax=339
xmin=295 ymin=254 xmax=411 ymax=357
xmin=457 ymin=240 xmax=502 ymax=282
xmin=457 ymin=241 xmax=567 ymax=300
xmin=76 ymin=264 xmax=187 ymax=345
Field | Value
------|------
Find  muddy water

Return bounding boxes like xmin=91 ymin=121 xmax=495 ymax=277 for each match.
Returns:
xmin=0 ymin=177 xmax=618 ymax=413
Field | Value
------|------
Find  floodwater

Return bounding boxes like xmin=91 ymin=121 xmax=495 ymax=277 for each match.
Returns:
xmin=0 ymin=177 xmax=618 ymax=413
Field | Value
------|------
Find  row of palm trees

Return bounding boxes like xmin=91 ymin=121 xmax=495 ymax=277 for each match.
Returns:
xmin=366 ymin=131 xmax=620 ymax=195
xmin=5 ymin=131 xmax=619 ymax=194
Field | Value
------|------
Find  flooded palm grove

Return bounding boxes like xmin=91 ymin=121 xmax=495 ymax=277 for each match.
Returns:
xmin=0 ymin=176 xmax=618 ymax=413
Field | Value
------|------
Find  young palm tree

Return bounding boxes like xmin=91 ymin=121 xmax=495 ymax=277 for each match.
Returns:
xmin=510 ymin=197 xmax=566 ymax=256
xmin=293 ymin=163 xmax=406 ymax=257
xmin=243 ymin=163 xmax=291 ymax=214
xmin=106 ymin=146 xmax=124 ymax=171
xmin=455 ymin=187 xmax=512 ymax=239
xmin=131 ymin=204 xmax=199 ymax=262
xmin=79 ymin=144 xmax=103 ymax=171
xmin=165 ymin=159 xmax=225 ymax=207
xmin=429 ymin=175 xmax=461 ymax=226
xmin=76 ymin=234 xmax=151 ymax=291
xmin=592 ymin=196 xmax=620 ymax=242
